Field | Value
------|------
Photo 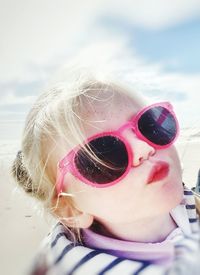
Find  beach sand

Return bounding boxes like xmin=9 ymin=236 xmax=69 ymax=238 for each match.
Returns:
xmin=0 ymin=160 xmax=51 ymax=275
xmin=0 ymin=140 xmax=200 ymax=275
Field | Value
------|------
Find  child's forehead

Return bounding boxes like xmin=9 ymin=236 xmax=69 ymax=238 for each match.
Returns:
xmin=79 ymin=92 xmax=144 ymax=136
xmin=85 ymin=88 xmax=143 ymax=108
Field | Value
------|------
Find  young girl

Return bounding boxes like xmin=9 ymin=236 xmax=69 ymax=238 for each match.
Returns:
xmin=11 ymin=69 xmax=200 ymax=274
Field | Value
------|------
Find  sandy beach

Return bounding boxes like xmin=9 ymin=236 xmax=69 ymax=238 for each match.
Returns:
xmin=0 ymin=139 xmax=200 ymax=275
xmin=0 ymin=141 xmax=52 ymax=275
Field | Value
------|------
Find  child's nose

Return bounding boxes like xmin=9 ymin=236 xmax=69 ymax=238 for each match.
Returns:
xmin=125 ymin=129 xmax=156 ymax=167
xmin=132 ymin=138 xmax=156 ymax=166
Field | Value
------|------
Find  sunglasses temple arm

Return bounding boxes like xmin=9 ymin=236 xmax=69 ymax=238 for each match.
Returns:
xmin=55 ymin=167 xmax=66 ymax=195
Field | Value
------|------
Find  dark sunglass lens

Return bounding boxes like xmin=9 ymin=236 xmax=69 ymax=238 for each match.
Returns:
xmin=138 ymin=106 xmax=177 ymax=145
xmin=74 ymin=136 xmax=128 ymax=184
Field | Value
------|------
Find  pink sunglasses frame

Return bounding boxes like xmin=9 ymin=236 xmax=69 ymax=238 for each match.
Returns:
xmin=56 ymin=102 xmax=179 ymax=195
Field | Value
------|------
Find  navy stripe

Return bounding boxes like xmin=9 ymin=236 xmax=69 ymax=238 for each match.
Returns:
xmin=189 ymin=218 xmax=198 ymax=223
xmin=186 ymin=204 xmax=196 ymax=210
xmin=54 ymin=243 xmax=78 ymax=264
xmin=51 ymin=232 xmax=66 ymax=248
xmin=133 ymin=261 xmax=151 ymax=275
xmin=184 ymin=190 xmax=193 ymax=195
xmin=67 ymin=250 xmax=101 ymax=275
xmin=98 ymin=258 xmax=124 ymax=274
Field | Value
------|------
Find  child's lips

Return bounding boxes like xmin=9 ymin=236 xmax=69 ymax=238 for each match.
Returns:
xmin=147 ymin=161 xmax=169 ymax=184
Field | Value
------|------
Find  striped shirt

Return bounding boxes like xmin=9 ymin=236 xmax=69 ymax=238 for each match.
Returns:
xmin=29 ymin=187 xmax=200 ymax=275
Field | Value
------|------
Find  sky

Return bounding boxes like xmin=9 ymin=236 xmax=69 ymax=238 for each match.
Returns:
xmin=0 ymin=0 xmax=200 ymax=141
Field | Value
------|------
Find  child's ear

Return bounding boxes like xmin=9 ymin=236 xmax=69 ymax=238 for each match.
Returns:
xmin=51 ymin=194 xmax=94 ymax=229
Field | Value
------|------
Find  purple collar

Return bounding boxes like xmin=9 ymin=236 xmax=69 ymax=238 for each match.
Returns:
xmin=81 ymin=223 xmax=182 ymax=264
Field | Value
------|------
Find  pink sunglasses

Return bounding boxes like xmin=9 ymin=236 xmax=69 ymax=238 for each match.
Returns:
xmin=56 ymin=102 xmax=179 ymax=195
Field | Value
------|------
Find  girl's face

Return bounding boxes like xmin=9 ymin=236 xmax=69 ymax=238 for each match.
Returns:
xmin=53 ymin=92 xmax=183 ymax=225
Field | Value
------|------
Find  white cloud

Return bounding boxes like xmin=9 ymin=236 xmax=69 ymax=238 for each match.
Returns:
xmin=0 ymin=93 xmax=36 ymax=106
xmin=2 ymin=37 xmax=200 ymax=130
xmin=1 ymin=0 xmax=200 ymax=82
xmin=0 ymin=0 xmax=103 ymax=81
xmin=102 ymin=0 xmax=200 ymax=30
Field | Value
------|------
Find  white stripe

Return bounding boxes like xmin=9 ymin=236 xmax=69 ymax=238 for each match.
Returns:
xmin=175 ymin=238 xmax=199 ymax=252
xmin=185 ymin=195 xmax=196 ymax=205
xmin=105 ymin=260 xmax=142 ymax=275
xmin=170 ymin=205 xmax=191 ymax=235
xmin=190 ymin=222 xmax=199 ymax=234
xmin=137 ymin=264 xmax=166 ymax=275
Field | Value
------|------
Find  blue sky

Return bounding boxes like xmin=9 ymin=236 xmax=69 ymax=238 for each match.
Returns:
xmin=99 ymin=15 xmax=200 ymax=74
xmin=133 ymin=18 xmax=200 ymax=74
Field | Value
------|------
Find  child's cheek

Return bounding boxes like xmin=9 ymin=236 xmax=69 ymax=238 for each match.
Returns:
xmin=169 ymin=146 xmax=182 ymax=174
